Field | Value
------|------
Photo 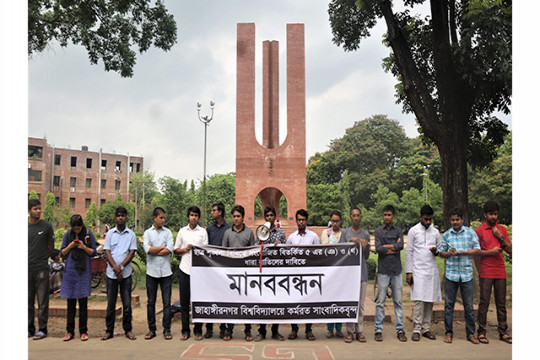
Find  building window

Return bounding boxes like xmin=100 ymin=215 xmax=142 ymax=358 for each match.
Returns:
xmin=136 ymin=163 xmax=141 ymax=172
xmin=86 ymin=158 xmax=92 ymax=169
xmin=28 ymin=145 xmax=43 ymax=159
xmin=85 ymin=198 xmax=91 ymax=208
xmin=115 ymin=161 xmax=121 ymax=171
xmin=100 ymin=199 xmax=107 ymax=206
xmin=71 ymin=156 xmax=77 ymax=167
xmin=86 ymin=178 xmax=92 ymax=188
xmin=54 ymin=154 xmax=61 ymax=165
xmin=55 ymin=197 xmax=59 ymax=205
xmin=69 ymin=197 xmax=76 ymax=208
xmin=28 ymin=169 xmax=42 ymax=182
xmin=70 ymin=177 xmax=76 ymax=187
xmin=101 ymin=159 xmax=107 ymax=170
xmin=115 ymin=179 xmax=121 ymax=190
xmin=130 ymin=162 xmax=134 ymax=172
xmin=101 ymin=179 xmax=106 ymax=189
xmin=53 ymin=176 xmax=60 ymax=186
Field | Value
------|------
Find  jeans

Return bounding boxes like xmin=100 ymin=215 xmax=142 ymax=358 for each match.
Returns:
xmin=146 ymin=274 xmax=172 ymax=333
xmin=374 ymin=273 xmax=404 ymax=333
xmin=258 ymin=324 xmax=280 ymax=337
xmin=444 ymin=278 xmax=475 ymax=337
xmin=105 ymin=275 xmax=133 ymax=333
xmin=477 ymin=277 xmax=507 ymax=337
xmin=66 ymin=297 xmax=88 ymax=335
xmin=327 ymin=323 xmax=342 ymax=331
xmin=28 ymin=269 xmax=49 ymax=335
xmin=179 ymin=270 xmax=202 ymax=336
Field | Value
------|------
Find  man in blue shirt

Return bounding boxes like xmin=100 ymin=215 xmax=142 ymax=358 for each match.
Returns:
xmin=143 ymin=207 xmax=174 ymax=340
xmin=440 ymin=207 xmax=481 ymax=344
xmin=101 ymin=206 xmax=138 ymax=341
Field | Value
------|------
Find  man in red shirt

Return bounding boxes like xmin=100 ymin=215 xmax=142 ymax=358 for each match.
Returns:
xmin=475 ymin=201 xmax=512 ymax=344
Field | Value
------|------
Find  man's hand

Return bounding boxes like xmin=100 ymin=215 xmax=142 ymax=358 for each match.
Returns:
xmin=186 ymin=244 xmax=194 ymax=251
xmin=360 ymin=238 xmax=369 ymax=247
xmin=492 ymin=226 xmax=503 ymax=239
xmin=429 ymin=246 xmax=438 ymax=255
xmin=406 ymin=273 xmax=413 ymax=286
xmin=490 ymin=246 xmax=503 ymax=255
xmin=112 ymin=264 xmax=122 ymax=274
xmin=349 ymin=237 xmax=360 ymax=244
xmin=449 ymin=247 xmax=457 ymax=256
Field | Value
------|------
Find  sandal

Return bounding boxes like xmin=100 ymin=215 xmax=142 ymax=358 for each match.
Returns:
xmin=478 ymin=334 xmax=489 ymax=344
xmin=499 ymin=334 xmax=512 ymax=344
xmin=306 ymin=331 xmax=316 ymax=341
xmin=145 ymin=331 xmax=156 ymax=340
xmin=101 ymin=332 xmax=114 ymax=341
xmin=288 ymin=331 xmax=297 ymax=340
xmin=195 ymin=333 xmax=203 ymax=341
xmin=80 ymin=333 xmax=89 ymax=341
xmin=345 ymin=333 xmax=354 ymax=343
xmin=223 ymin=331 xmax=232 ymax=341
xmin=63 ymin=333 xmax=74 ymax=342
xmin=326 ymin=330 xmax=334 ymax=338
xmin=181 ymin=332 xmax=190 ymax=341
xmin=33 ymin=331 xmax=47 ymax=340
xmin=254 ymin=333 xmax=265 ymax=342
xmin=335 ymin=330 xmax=344 ymax=338
xmin=444 ymin=334 xmax=452 ymax=343
xmin=422 ymin=331 xmax=436 ymax=340
xmin=374 ymin=332 xmax=383 ymax=342
xmin=164 ymin=331 xmax=173 ymax=340
xmin=397 ymin=330 xmax=407 ymax=342
xmin=245 ymin=332 xmax=254 ymax=341
xmin=271 ymin=333 xmax=285 ymax=341
xmin=467 ymin=334 xmax=479 ymax=344
xmin=412 ymin=332 xmax=420 ymax=342
xmin=356 ymin=333 xmax=367 ymax=343
xmin=125 ymin=331 xmax=137 ymax=340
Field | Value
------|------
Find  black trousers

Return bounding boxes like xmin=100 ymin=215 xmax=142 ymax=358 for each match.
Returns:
xmin=179 ymin=270 xmax=202 ymax=336
xmin=146 ymin=274 xmax=173 ymax=333
xmin=28 ymin=269 xmax=49 ymax=335
xmin=66 ymin=297 xmax=88 ymax=335
xmin=105 ymin=275 xmax=132 ymax=333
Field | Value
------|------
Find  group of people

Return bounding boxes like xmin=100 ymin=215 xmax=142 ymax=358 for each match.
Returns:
xmin=28 ymin=198 xmax=511 ymax=345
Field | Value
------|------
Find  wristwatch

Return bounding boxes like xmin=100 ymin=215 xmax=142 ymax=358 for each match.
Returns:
xmin=120 ymin=265 xmax=124 ymax=271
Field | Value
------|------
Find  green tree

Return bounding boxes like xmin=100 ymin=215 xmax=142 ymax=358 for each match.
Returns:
xmin=361 ymin=185 xmax=400 ymax=231
xmin=154 ymin=176 xmax=193 ymax=230
xmin=55 ymin=201 xmax=72 ymax=228
xmin=328 ymin=0 xmax=511 ymax=226
xmin=85 ymin=201 xmax=98 ymax=227
xmin=43 ymin=191 xmax=56 ymax=224
xmin=28 ymin=0 xmax=177 ymax=77
xmin=306 ymin=183 xmax=350 ymax=227
xmin=28 ymin=190 xmax=39 ymax=200
xmin=129 ymin=171 xmax=158 ymax=205
xmin=194 ymin=174 xmax=236 ymax=225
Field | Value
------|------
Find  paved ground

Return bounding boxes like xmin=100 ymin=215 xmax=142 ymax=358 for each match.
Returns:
xmin=28 ymin=326 xmax=513 ymax=360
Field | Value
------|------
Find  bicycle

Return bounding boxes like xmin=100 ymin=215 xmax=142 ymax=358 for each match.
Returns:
xmin=91 ymin=250 xmax=141 ymax=292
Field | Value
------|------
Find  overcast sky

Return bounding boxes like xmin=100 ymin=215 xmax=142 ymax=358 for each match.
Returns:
xmin=27 ymin=0 xmax=511 ymax=184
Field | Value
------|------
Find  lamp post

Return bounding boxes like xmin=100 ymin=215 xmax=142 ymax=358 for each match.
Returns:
xmin=197 ymin=100 xmax=215 ymax=226
xmin=422 ymin=165 xmax=429 ymax=204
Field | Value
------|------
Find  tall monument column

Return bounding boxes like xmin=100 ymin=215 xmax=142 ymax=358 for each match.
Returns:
xmin=235 ymin=23 xmax=306 ymax=228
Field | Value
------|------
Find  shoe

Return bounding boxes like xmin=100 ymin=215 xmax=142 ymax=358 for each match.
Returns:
xmin=412 ymin=332 xmax=420 ymax=342
xmin=326 ymin=330 xmax=334 ymax=338
xmin=335 ymin=330 xmax=344 ymax=338
xmin=204 ymin=330 xmax=213 ymax=339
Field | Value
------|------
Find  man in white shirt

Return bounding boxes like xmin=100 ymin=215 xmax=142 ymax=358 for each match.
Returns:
xmin=143 ymin=207 xmax=174 ymax=340
xmin=286 ymin=209 xmax=319 ymax=341
xmin=405 ymin=205 xmax=441 ymax=342
xmin=174 ymin=206 xmax=208 ymax=341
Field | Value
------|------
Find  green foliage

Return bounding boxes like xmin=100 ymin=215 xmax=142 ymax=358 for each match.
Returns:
xmin=154 ymin=176 xmax=195 ymax=230
xmin=54 ymin=201 xmax=72 ymax=228
xmin=195 ymin=174 xmax=236 ymax=225
xmin=366 ymin=258 xmax=377 ymax=281
xmin=129 ymin=171 xmax=159 ymax=206
xmin=28 ymin=0 xmax=178 ymax=77
xmin=54 ymin=228 xmax=67 ymax=249
xmin=85 ymin=202 xmax=98 ymax=227
xmin=361 ymin=185 xmax=400 ymax=231
xmin=28 ymin=190 xmax=39 ymax=200
xmin=306 ymin=183 xmax=350 ymax=226
xmin=43 ymin=192 xmax=56 ymax=224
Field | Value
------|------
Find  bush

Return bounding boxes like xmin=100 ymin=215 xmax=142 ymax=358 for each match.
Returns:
xmin=366 ymin=258 xmax=377 ymax=281
xmin=54 ymin=228 xmax=67 ymax=249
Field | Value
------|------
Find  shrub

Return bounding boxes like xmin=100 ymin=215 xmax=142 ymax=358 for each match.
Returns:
xmin=366 ymin=258 xmax=377 ymax=281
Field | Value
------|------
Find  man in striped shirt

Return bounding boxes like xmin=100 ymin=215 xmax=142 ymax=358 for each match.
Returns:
xmin=440 ymin=207 xmax=481 ymax=344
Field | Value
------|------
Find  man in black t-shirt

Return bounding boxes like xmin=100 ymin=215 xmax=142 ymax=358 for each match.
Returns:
xmin=28 ymin=199 xmax=54 ymax=340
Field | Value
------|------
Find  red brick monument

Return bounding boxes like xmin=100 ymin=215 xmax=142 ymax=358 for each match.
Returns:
xmin=235 ymin=23 xmax=306 ymax=229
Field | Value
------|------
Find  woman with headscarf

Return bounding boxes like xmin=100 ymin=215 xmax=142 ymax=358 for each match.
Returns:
xmin=60 ymin=215 xmax=97 ymax=341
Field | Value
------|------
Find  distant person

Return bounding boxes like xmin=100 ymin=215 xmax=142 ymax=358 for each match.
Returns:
xmin=475 ymin=201 xmax=512 ymax=344
xmin=48 ymin=249 xmax=65 ymax=295
xmin=204 ymin=201 xmax=231 ymax=339
xmin=101 ymin=206 xmax=138 ymax=341
xmin=439 ymin=207 xmax=481 ymax=344
xmin=254 ymin=206 xmax=286 ymax=342
xmin=174 ymin=206 xmax=209 ymax=341
xmin=60 ymin=214 xmax=97 ymax=341
xmin=286 ymin=209 xmax=319 ymax=341
xmin=321 ymin=210 xmax=344 ymax=338
xmin=143 ymin=207 xmax=174 ymax=340
xmin=342 ymin=207 xmax=370 ymax=343
xmin=405 ymin=205 xmax=441 ymax=342
xmin=28 ymin=199 xmax=54 ymax=340
xmin=222 ymin=205 xmax=255 ymax=341
xmin=374 ymin=205 xmax=407 ymax=342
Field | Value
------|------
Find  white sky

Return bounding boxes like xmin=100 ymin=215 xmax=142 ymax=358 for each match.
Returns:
xmin=25 ymin=0 xmax=510 ymax=183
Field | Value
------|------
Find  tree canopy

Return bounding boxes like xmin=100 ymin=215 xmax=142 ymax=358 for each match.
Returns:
xmin=328 ymin=0 xmax=511 ymax=225
xmin=28 ymin=0 xmax=178 ymax=77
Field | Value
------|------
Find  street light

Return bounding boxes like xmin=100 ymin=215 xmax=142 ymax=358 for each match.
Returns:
xmin=197 ymin=100 xmax=215 ymax=226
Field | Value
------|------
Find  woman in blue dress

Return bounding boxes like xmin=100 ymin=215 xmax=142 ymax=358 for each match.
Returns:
xmin=60 ymin=214 xmax=97 ymax=341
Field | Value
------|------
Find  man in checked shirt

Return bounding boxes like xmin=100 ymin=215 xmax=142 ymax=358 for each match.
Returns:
xmin=439 ymin=207 xmax=481 ymax=344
